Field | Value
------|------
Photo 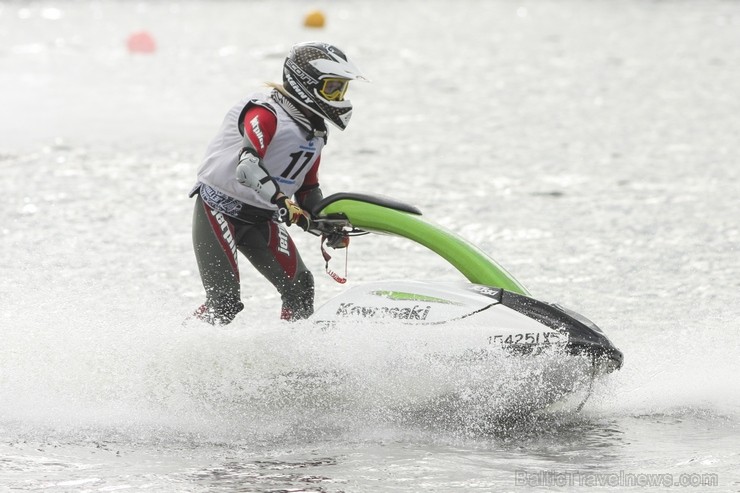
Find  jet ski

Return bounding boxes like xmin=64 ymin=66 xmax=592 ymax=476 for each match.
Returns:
xmin=307 ymin=192 xmax=623 ymax=413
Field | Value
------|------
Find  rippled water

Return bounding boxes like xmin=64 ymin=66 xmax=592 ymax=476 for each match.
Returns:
xmin=2 ymin=0 xmax=739 ymax=491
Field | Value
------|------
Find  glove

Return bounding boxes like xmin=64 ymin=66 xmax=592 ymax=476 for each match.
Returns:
xmin=274 ymin=195 xmax=312 ymax=231
xmin=323 ymin=231 xmax=350 ymax=249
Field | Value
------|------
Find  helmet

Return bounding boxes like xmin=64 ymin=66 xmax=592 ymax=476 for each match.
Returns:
xmin=282 ymin=42 xmax=366 ymax=131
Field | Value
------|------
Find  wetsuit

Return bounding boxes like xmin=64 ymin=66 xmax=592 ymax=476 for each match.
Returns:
xmin=190 ymin=89 xmax=328 ymax=324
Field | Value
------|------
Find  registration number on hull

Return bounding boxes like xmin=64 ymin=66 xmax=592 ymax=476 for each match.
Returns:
xmin=488 ymin=331 xmax=565 ymax=346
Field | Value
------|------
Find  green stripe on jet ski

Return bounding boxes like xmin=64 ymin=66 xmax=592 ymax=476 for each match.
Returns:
xmin=371 ymin=290 xmax=462 ymax=305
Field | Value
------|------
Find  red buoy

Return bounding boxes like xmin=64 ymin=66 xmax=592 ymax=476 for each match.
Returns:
xmin=126 ymin=31 xmax=156 ymax=54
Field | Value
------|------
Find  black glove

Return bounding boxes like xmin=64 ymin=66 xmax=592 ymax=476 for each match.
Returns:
xmin=274 ymin=195 xmax=311 ymax=231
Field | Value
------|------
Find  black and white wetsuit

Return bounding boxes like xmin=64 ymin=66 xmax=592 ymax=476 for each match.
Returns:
xmin=190 ymin=89 xmax=327 ymax=324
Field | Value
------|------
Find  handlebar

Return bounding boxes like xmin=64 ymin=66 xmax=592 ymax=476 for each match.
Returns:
xmin=307 ymin=215 xmax=368 ymax=238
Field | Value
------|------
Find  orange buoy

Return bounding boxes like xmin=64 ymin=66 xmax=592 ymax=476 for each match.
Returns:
xmin=304 ymin=10 xmax=326 ymax=28
xmin=126 ymin=31 xmax=156 ymax=54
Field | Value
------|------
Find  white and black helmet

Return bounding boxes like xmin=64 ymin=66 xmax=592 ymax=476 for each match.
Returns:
xmin=282 ymin=42 xmax=366 ymax=131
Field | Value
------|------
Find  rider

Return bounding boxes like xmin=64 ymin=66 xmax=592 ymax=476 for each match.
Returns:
xmin=189 ymin=42 xmax=365 ymax=325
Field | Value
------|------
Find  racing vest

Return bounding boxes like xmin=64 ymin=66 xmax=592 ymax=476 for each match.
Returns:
xmin=196 ymin=91 xmax=325 ymax=210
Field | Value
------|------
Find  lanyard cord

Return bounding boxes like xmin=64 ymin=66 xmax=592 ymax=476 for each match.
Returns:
xmin=320 ymin=235 xmax=348 ymax=284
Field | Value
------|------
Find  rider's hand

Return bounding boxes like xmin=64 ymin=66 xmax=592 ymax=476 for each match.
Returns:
xmin=323 ymin=231 xmax=350 ymax=249
xmin=274 ymin=194 xmax=311 ymax=231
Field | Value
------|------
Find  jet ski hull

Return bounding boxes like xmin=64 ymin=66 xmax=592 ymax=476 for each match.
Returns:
xmin=310 ymin=280 xmax=622 ymax=416
xmin=313 ymin=280 xmax=623 ymax=375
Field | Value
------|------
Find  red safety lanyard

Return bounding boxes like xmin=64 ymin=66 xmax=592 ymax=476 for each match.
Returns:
xmin=320 ymin=236 xmax=348 ymax=284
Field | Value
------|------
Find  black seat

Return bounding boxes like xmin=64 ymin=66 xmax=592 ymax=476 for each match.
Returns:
xmin=312 ymin=192 xmax=422 ymax=216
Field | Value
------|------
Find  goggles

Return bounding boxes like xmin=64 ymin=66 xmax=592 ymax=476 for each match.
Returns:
xmin=319 ymin=78 xmax=349 ymax=101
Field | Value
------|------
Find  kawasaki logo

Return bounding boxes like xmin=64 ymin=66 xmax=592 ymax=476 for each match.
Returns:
xmin=336 ymin=303 xmax=431 ymax=321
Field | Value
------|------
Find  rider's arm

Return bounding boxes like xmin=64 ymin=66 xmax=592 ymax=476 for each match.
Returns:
xmin=295 ymin=157 xmax=323 ymax=213
xmin=235 ymin=105 xmax=282 ymax=203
